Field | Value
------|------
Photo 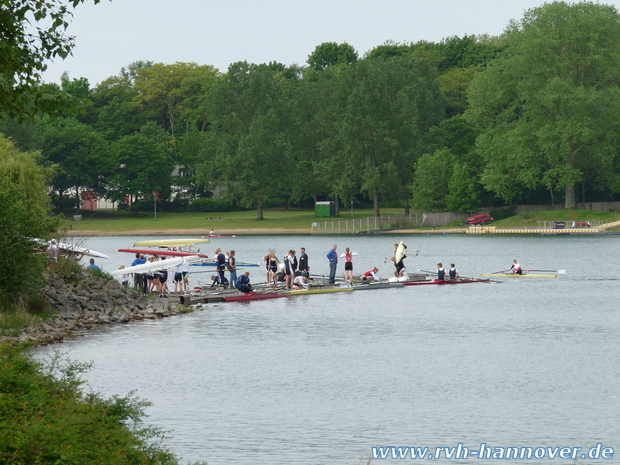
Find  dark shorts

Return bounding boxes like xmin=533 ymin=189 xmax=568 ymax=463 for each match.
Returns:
xmin=344 ymin=262 xmax=353 ymax=271
xmin=270 ymin=266 xmax=277 ymax=272
xmin=395 ymin=261 xmax=405 ymax=272
xmin=174 ymin=272 xmax=183 ymax=283
xmin=159 ymin=276 xmax=167 ymax=284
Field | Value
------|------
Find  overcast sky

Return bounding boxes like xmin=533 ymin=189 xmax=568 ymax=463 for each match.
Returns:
xmin=42 ymin=0 xmax=620 ymax=86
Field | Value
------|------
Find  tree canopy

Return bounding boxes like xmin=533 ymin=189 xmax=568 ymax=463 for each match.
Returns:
xmin=0 ymin=0 xmax=101 ymax=120
xmin=467 ymin=0 xmax=620 ymax=208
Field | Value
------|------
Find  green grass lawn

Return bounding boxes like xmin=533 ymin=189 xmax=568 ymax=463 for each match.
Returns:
xmin=63 ymin=208 xmax=620 ymax=233
xmin=65 ymin=208 xmax=409 ymax=233
xmin=492 ymin=209 xmax=620 ymax=228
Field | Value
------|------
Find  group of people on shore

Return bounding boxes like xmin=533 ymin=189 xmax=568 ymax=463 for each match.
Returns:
xmin=121 ymin=253 xmax=191 ymax=297
xmin=326 ymin=242 xmax=407 ymax=284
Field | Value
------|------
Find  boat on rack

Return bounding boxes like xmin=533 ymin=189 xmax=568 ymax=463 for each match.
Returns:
xmin=404 ymin=278 xmax=491 ymax=286
xmin=118 ymin=248 xmax=209 ymax=259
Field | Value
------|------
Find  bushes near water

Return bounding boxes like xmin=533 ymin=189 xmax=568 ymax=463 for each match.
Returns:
xmin=0 ymin=344 xmax=205 ymax=465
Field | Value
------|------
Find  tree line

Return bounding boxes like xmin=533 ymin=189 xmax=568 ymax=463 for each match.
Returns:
xmin=3 ymin=1 xmax=620 ymax=219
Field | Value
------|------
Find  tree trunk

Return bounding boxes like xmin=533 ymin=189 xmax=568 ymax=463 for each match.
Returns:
xmin=334 ymin=194 xmax=340 ymax=216
xmin=374 ymin=191 xmax=380 ymax=217
xmin=564 ymin=182 xmax=576 ymax=209
xmin=256 ymin=199 xmax=264 ymax=220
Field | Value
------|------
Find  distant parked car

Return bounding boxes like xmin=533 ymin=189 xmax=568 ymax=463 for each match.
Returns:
xmin=462 ymin=213 xmax=494 ymax=226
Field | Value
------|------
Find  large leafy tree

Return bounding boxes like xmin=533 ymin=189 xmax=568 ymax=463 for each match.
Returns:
xmin=39 ymin=116 xmax=109 ymax=205
xmin=201 ymin=61 xmax=293 ymax=219
xmin=337 ymin=56 xmax=444 ymax=216
xmin=468 ymin=1 xmax=620 ymax=208
xmin=307 ymin=42 xmax=358 ymax=71
xmin=108 ymin=124 xmax=173 ymax=213
xmin=0 ymin=0 xmax=101 ymax=120
xmin=0 ymin=135 xmax=61 ymax=303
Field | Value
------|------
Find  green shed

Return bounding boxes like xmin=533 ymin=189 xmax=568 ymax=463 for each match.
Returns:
xmin=315 ymin=201 xmax=335 ymax=217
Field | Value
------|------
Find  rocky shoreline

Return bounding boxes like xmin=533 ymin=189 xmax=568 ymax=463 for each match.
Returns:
xmin=1 ymin=271 xmax=191 ymax=346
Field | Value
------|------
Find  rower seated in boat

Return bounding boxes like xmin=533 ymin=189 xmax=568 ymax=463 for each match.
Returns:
xmin=509 ymin=259 xmax=523 ymax=275
xmin=437 ymin=263 xmax=447 ymax=281
xmin=448 ymin=264 xmax=460 ymax=280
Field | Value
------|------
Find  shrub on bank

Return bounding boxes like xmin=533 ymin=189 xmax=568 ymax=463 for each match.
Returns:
xmin=188 ymin=198 xmax=233 ymax=212
xmin=0 ymin=344 xmax=207 ymax=465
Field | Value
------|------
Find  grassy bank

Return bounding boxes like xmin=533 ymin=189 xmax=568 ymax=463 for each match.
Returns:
xmin=491 ymin=209 xmax=620 ymax=228
xmin=64 ymin=208 xmax=620 ymax=234
xmin=65 ymin=208 xmax=407 ymax=234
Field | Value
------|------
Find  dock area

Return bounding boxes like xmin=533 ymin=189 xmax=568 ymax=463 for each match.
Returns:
xmin=466 ymin=226 xmax=605 ymax=234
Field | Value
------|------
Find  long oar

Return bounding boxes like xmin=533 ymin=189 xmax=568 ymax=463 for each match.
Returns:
xmin=526 ymin=269 xmax=566 ymax=274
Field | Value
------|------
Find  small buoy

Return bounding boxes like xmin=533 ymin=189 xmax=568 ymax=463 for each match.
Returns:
xmin=443 ymin=233 xmax=447 ymax=236
xmin=427 ymin=233 xmax=431 ymax=236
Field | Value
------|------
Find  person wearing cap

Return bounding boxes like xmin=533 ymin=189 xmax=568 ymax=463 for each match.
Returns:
xmin=236 ymin=271 xmax=253 ymax=293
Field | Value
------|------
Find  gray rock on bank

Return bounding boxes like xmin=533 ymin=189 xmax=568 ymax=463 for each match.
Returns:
xmin=1 ymin=271 xmax=189 ymax=345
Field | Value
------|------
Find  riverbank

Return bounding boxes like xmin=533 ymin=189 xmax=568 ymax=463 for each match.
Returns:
xmin=0 ymin=270 xmax=193 ymax=346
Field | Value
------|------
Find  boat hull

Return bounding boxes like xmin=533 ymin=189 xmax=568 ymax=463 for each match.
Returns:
xmin=224 ymin=292 xmax=290 ymax=302
xmin=482 ymin=273 xmax=557 ymax=278
xmin=405 ymin=278 xmax=490 ymax=286
xmin=353 ymin=282 xmax=404 ymax=290
xmin=119 ymin=248 xmax=209 ymax=258
xmin=291 ymin=287 xmax=354 ymax=296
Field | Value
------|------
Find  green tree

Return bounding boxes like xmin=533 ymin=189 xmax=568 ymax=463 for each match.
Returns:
xmin=0 ymin=135 xmax=61 ymax=304
xmin=0 ymin=0 xmax=101 ymax=120
xmin=410 ymin=149 xmax=456 ymax=211
xmin=337 ymin=56 xmax=444 ymax=216
xmin=307 ymin=42 xmax=358 ymax=71
xmin=468 ymin=1 xmax=620 ymax=208
xmin=39 ymin=116 xmax=109 ymax=205
xmin=108 ymin=127 xmax=173 ymax=214
xmin=201 ymin=62 xmax=292 ymax=219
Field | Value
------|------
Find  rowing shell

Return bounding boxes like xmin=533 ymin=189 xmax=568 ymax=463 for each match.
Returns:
xmin=405 ymin=278 xmax=491 ymax=286
xmin=133 ymin=238 xmax=210 ymax=247
xmin=352 ymin=282 xmax=405 ymax=290
xmin=110 ymin=255 xmax=201 ymax=276
xmin=118 ymin=248 xmax=209 ymax=258
xmin=224 ymin=292 xmax=290 ymax=302
xmin=291 ymin=287 xmax=354 ymax=296
xmin=481 ymin=273 xmax=557 ymax=278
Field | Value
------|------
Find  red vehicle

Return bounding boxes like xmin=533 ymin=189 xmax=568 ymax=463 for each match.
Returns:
xmin=464 ymin=213 xmax=494 ymax=226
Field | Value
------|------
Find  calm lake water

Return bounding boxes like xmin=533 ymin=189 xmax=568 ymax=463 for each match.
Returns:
xmin=32 ymin=234 xmax=620 ymax=464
